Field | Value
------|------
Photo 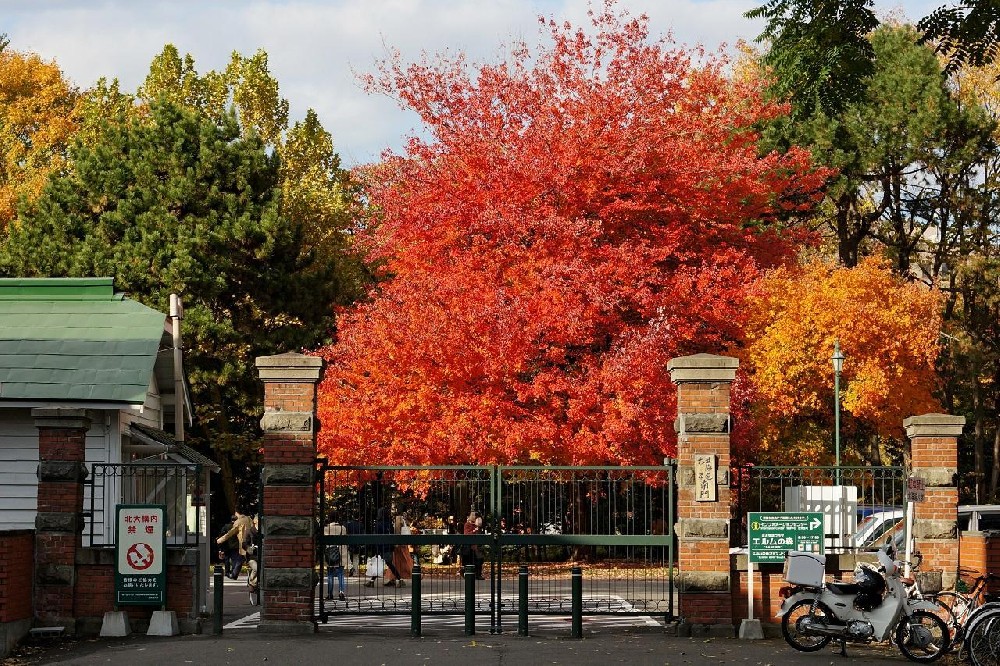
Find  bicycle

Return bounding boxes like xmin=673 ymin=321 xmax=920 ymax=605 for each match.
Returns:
xmin=931 ymin=569 xmax=1000 ymax=652
xmin=962 ymin=603 xmax=1000 ymax=666
xmin=899 ymin=555 xmax=963 ymax=650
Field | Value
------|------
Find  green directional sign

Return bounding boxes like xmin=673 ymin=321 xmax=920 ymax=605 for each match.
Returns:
xmin=748 ymin=512 xmax=824 ymax=564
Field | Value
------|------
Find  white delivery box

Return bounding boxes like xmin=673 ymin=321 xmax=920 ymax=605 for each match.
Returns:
xmin=783 ymin=551 xmax=826 ymax=587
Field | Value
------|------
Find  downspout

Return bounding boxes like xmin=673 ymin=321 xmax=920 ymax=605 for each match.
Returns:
xmin=170 ymin=294 xmax=184 ymax=443
xmin=171 ymin=294 xmax=201 ymax=618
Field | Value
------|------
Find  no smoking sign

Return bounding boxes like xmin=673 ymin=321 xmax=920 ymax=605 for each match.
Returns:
xmin=126 ymin=542 xmax=155 ymax=570
xmin=116 ymin=505 xmax=166 ymax=605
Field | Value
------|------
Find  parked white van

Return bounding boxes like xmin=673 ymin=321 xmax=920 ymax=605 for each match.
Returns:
xmin=854 ymin=509 xmax=904 ymax=549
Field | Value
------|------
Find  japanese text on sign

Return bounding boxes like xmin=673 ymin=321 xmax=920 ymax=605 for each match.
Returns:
xmin=115 ymin=504 xmax=166 ymax=605
xmin=748 ymin=512 xmax=824 ymax=563
xmin=694 ymin=454 xmax=717 ymax=502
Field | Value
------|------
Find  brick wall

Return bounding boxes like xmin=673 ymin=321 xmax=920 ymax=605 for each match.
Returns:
xmin=732 ymin=564 xmax=786 ymax=625
xmin=905 ymin=414 xmax=963 ymax=590
xmin=73 ymin=549 xmax=198 ymax=633
xmin=668 ymin=354 xmax=739 ymax=635
xmin=33 ymin=409 xmax=90 ymax=631
xmin=959 ymin=532 xmax=1000 ymax=596
xmin=0 ymin=530 xmax=34 ymax=623
xmin=262 ymin=486 xmax=314 ymax=515
xmin=256 ymin=353 xmax=323 ymax=634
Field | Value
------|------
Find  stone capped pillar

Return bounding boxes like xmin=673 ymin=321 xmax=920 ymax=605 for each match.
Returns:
xmin=668 ymin=354 xmax=738 ymax=635
xmin=256 ymin=352 xmax=323 ymax=634
xmin=33 ymin=408 xmax=90 ymax=633
xmin=905 ymin=413 xmax=963 ymax=591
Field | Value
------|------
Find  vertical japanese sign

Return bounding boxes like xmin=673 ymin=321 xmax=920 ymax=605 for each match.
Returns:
xmin=115 ymin=504 xmax=166 ymax=605
xmin=694 ymin=454 xmax=717 ymax=501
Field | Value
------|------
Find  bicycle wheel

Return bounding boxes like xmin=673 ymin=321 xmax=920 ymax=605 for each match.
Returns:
xmin=781 ymin=599 xmax=833 ymax=652
xmin=968 ymin=609 xmax=1000 ymax=666
xmin=930 ymin=591 xmax=967 ymax=649
xmin=896 ymin=611 xmax=950 ymax=662
xmin=962 ymin=604 xmax=1000 ymax=661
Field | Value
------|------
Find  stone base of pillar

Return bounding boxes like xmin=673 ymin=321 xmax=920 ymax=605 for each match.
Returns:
xmin=2 ymin=618 xmax=33 ymax=658
xmin=257 ymin=619 xmax=317 ymax=634
xmin=147 ymin=610 xmax=179 ymax=636
xmin=676 ymin=619 xmax=737 ymax=638
xmin=99 ymin=611 xmax=130 ymax=637
xmin=738 ymin=619 xmax=764 ymax=640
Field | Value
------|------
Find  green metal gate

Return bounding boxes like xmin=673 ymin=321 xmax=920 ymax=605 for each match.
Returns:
xmin=315 ymin=463 xmax=675 ymax=632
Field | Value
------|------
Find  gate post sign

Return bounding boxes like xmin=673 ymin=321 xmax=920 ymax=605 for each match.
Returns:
xmin=115 ymin=504 xmax=167 ymax=605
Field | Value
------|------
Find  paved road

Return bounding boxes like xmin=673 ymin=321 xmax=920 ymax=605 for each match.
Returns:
xmin=6 ymin=629 xmax=921 ymax=666
xmin=5 ymin=578 xmax=919 ymax=665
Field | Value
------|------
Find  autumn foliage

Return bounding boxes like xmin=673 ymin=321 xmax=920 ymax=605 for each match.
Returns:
xmin=0 ymin=49 xmax=79 ymax=228
xmin=315 ymin=7 xmax=826 ymax=466
xmin=742 ymin=257 xmax=942 ymax=463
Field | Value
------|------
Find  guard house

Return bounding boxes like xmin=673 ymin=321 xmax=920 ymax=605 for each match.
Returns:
xmin=0 ymin=278 xmax=215 ymax=639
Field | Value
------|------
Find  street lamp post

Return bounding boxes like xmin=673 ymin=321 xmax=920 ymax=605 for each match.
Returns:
xmin=832 ymin=340 xmax=845 ymax=484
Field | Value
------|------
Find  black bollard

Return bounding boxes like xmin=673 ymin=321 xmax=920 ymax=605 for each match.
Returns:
xmin=464 ymin=564 xmax=476 ymax=635
xmin=213 ymin=564 xmax=224 ymax=635
xmin=411 ymin=560 xmax=422 ymax=637
xmin=571 ymin=566 xmax=582 ymax=639
xmin=518 ymin=565 xmax=529 ymax=636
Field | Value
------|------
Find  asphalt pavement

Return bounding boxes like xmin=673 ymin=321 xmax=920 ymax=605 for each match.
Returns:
xmin=3 ymin=577 xmax=926 ymax=666
xmin=4 ymin=629 xmax=929 ymax=666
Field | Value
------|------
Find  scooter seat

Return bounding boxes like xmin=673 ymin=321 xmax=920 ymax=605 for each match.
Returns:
xmin=827 ymin=581 xmax=860 ymax=595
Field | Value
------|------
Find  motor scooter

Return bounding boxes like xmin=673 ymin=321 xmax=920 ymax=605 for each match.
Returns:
xmin=777 ymin=542 xmax=949 ymax=662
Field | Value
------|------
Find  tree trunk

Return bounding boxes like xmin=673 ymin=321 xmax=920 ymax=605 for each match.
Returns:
xmin=991 ymin=426 xmax=1000 ymax=503
xmin=974 ymin=376 xmax=986 ymax=504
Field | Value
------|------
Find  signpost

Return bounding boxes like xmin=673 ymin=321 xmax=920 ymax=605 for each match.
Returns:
xmin=115 ymin=504 xmax=167 ymax=605
xmin=904 ymin=477 xmax=925 ymax=576
xmin=745 ymin=511 xmax=824 ymax=628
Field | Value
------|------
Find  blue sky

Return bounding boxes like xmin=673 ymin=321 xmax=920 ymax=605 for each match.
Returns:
xmin=5 ymin=0 xmax=941 ymax=166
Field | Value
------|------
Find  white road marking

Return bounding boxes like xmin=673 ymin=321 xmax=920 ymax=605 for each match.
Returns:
xmin=225 ymin=594 xmax=663 ymax=631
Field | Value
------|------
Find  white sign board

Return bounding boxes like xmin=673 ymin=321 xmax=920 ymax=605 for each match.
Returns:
xmin=695 ymin=454 xmax=718 ymax=502
xmin=115 ymin=504 xmax=166 ymax=605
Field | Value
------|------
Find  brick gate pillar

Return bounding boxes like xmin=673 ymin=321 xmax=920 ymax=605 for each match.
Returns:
xmin=256 ymin=352 xmax=323 ymax=634
xmin=668 ymin=354 xmax=738 ymax=636
xmin=904 ymin=413 xmax=963 ymax=591
xmin=32 ymin=408 xmax=90 ymax=633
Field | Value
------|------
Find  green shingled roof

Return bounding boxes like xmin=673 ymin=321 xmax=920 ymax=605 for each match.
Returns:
xmin=0 ymin=278 xmax=167 ymax=404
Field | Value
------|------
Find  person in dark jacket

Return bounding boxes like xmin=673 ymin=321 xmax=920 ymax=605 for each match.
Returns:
xmin=462 ymin=510 xmax=485 ymax=580
xmin=366 ymin=507 xmax=403 ymax=587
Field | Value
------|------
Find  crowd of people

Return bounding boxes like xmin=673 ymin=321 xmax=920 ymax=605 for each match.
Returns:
xmin=216 ymin=505 xmax=588 ymax=602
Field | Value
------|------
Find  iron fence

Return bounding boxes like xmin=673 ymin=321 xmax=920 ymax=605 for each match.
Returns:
xmin=731 ymin=464 xmax=907 ymax=554
xmin=86 ymin=462 xmax=204 ymax=548
xmin=315 ymin=464 xmax=675 ymax=628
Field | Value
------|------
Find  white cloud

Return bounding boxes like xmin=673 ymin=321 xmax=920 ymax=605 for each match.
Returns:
xmin=3 ymin=0 xmax=933 ymax=166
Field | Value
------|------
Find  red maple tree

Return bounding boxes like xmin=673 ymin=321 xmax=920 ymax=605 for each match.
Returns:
xmin=315 ymin=5 xmax=826 ymax=466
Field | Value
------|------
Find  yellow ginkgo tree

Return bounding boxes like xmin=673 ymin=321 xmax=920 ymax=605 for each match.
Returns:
xmin=0 ymin=48 xmax=79 ymax=228
xmin=742 ymin=257 xmax=943 ymax=465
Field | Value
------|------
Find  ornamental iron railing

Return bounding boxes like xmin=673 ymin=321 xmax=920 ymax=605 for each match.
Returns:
xmin=731 ymin=464 xmax=907 ymax=554
xmin=314 ymin=464 xmax=675 ymax=630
